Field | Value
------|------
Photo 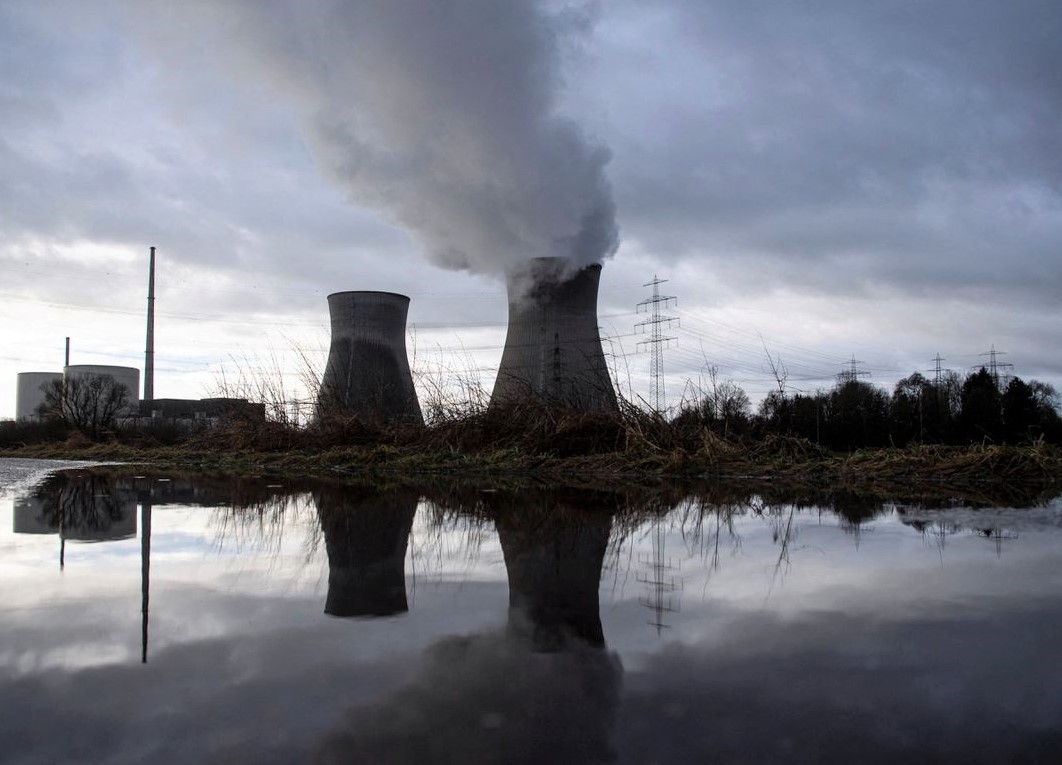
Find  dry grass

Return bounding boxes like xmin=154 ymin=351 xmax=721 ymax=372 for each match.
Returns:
xmin=5 ymin=400 xmax=1062 ymax=493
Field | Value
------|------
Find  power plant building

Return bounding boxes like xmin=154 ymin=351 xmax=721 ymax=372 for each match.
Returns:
xmin=318 ymin=291 xmax=422 ymax=423
xmin=491 ymin=258 xmax=617 ymax=412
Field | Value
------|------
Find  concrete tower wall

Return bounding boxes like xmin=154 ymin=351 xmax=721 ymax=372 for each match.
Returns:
xmin=491 ymin=258 xmax=617 ymax=412
xmin=64 ymin=365 xmax=141 ymax=415
xmin=15 ymin=372 xmax=62 ymax=421
xmin=318 ymin=291 xmax=422 ymax=423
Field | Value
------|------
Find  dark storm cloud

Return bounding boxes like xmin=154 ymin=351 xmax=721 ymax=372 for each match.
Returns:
xmin=576 ymin=0 xmax=1062 ymax=302
xmin=0 ymin=0 xmax=414 ymax=300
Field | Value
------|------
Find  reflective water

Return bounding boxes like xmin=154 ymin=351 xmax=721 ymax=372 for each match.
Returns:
xmin=2 ymin=464 xmax=1061 ymax=763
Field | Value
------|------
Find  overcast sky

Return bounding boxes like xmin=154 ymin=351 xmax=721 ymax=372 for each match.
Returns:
xmin=2 ymin=0 xmax=1060 ymax=420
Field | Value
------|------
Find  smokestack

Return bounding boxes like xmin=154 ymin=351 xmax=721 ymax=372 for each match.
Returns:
xmin=144 ymin=246 xmax=155 ymax=402
xmin=491 ymin=258 xmax=617 ymax=412
xmin=318 ymin=291 xmax=422 ymax=423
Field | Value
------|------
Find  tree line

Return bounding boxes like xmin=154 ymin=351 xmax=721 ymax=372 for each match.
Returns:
xmin=676 ymin=367 xmax=1062 ymax=450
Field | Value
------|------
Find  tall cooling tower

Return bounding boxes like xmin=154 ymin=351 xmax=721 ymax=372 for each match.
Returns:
xmin=491 ymin=258 xmax=617 ymax=412
xmin=318 ymin=291 xmax=422 ymax=423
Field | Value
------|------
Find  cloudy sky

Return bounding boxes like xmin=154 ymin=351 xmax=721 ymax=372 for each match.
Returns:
xmin=2 ymin=0 xmax=1060 ymax=420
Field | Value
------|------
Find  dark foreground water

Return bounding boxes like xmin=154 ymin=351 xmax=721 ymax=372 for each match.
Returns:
xmin=2 ymin=462 xmax=1061 ymax=764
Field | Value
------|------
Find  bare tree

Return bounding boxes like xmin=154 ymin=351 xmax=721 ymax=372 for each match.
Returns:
xmin=40 ymin=374 xmax=130 ymax=440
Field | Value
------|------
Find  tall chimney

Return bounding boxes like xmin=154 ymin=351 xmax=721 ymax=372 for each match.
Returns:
xmin=491 ymin=258 xmax=617 ymax=412
xmin=144 ymin=246 xmax=155 ymax=402
xmin=318 ymin=291 xmax=422 ymax=423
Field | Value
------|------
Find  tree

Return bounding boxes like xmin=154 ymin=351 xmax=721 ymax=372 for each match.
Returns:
xmin=702 ymin=367 xmax=751 ymax=436
xmin=1001 ymin=377 xmax=1037 ymax=443
xmin=1027 ymin=379 xmax=1062 ymax=444
xmin=40 ymin=374 xmax=130 ymax=440
xmin=891 ymin=372 xmax=931 ymax=445
xmin=959 ymin=368 xmax=1002 ymax=443
xmin=827 ymin=380 xmax=890 ymax=450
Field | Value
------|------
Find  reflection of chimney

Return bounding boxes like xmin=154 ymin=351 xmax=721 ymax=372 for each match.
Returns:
xmin=491 ymin=258 xmax=617 ymax=412
xmin=318 ymin=291 xmax=422 ymax=423
xmin=314 ymin=489 xmax=418 ymax=618
xmin=489 ymin=492 xmax=615 ymax=651
xmin=141 ymin=493 xmax=152 ymax=664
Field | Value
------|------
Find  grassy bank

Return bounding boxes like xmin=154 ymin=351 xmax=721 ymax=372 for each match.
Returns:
xmin=4 ymin=407 xmax=1061 ymax=497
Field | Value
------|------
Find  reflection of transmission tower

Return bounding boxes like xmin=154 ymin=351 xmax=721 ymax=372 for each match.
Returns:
xmin=637 ymin=520 xmax=682 ymax=634
xmin=636 ymin=276 xmax=678 ymax=413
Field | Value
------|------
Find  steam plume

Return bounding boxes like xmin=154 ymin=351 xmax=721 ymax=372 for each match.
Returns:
xmin=152 ymin=0 xmax=620 ymax=275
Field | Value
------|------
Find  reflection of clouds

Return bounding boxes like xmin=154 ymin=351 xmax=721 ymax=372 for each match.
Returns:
xmin=616 ymin=602 xmax=1062 ymax=764
xmin=314 ymin=631 xmax=622 ymax=765
xmin=5 ymin=470 xmax=1062 ymax=762
xmin=313 ymin=489 xmax=623 ymax=763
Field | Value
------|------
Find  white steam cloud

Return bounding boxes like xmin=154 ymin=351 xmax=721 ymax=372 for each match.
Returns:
xmin=136 ymin=0 xmax=619 ymax=276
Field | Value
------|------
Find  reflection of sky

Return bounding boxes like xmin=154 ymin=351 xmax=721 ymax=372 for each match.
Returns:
xmin=2 ymin=469 xmax=1062 ymax=763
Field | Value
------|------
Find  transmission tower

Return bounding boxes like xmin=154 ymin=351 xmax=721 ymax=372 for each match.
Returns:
xmin=837 ymin=356 xmax=871 ymax=384
xmin=635 ymin=276 xmax=678 ymax=413
xmin=977 ymin=345 xmax=1013 ymax=390
xmin=928 ymin=354 xmax=946 ymax=387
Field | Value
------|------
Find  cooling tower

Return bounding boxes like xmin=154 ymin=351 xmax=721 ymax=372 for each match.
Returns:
xmin=15 ymin=372 xmax=62 ymax=421
xmin=491 ymin=258 xmax=617 ymax=412
xmin=314 ymin=488 xmax=418 ymax=618
xmin=63 ymin=365 xmax=141 ymax=416
xmin=318 ymin=291 xmax=422 ymax=423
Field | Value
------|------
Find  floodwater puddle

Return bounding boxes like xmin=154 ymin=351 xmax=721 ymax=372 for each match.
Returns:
xmin=2 ymin=463 xmax=1061 ymax=763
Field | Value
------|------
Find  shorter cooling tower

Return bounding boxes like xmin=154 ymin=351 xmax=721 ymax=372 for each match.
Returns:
xmin=15 ymin=372 xmax=62 ymax=421
xmin=318 ymin=291 xmax=422 ymax=423
xmin=63 ymin=365 xmax=141 ymax=416
xmin=491 ymin=258 xmax=617 ymax=412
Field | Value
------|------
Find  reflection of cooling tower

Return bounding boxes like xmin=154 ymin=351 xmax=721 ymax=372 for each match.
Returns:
xmin=314 ymin=489 xmax=418 ymax=618
xmin=491 ymin=258 xmax=617 ymax=412
xmin=490 ymin=493 xmax=615 ymax=650
xmin=318 ymin=292 xmax=422 ymax=423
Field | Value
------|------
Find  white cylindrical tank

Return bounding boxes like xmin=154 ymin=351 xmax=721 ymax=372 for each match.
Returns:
xmin=63 ymin=365 xmax=141 ymax=416
xmin=15 ymin=372 xmax=62 ymax=421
